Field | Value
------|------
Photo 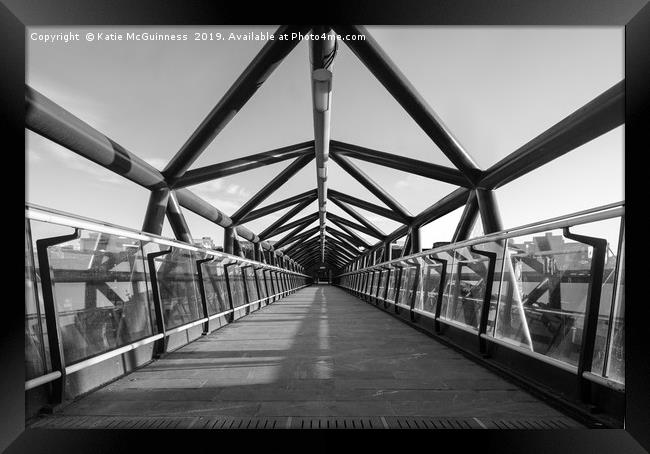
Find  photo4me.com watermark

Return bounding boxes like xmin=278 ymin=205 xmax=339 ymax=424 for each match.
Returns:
xmin=29 ymin=30 xmax=366 ymax=44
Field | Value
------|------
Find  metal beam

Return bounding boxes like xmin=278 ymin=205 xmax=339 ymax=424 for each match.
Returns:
xmin=475 ymin=189 xmax=503 ymax=233
xmin=270 ymin=216 xmax=318 ymax=250
xmin=262 ymin=211 xmax=319 ymax=240
xmin=326 ymin=227 xmax=364 ymax=252
xmin=326 ymin=216 xmax=371 ymax=247
xmin=330 ymin=152 xmax=411 ymax=222
xmin=369 ymin=187 xmax=470 ymax=254
xmin=328 ymin=189 xmax=404 ymax=224
xmin=162 ymin=25 xmax=310 ymax=183
xmin=174 ymin=141 xmax=314 ymax=188
xmin=327 ymin=195 xmax=385 ymax=238
xmin=25 ymin=86 xmax=271 ymax=244
xmin=452 ymin=190 xmax=479 ymax=242
xmin=142 ymin=188 xmax=170 ymax=235
xmin=479 ymin=80 xmax=624 ymax=190
xmin=259 ymin=201 xmax=315 ymax=239
xmin=276 ymin=225 xmax=320 ymax=251
xmin=326 ymin=212 xmax=379 ymax=241
xmin=241 ymin=189 xmax=317 ymax=223
xmin=285 ymin=232 xmax=320 ymax=257
xmin=310 ymin=26 xmax=338 ymax=262
xmin=330 ymin=140 xmax=469 ymax=186
xmin=231 ymin=154 xmax=314 ymax=224
xmin=333 ymin=25 xmax=481 ymax=184
xmin=166 ymin=191 xmax=193 ymax=243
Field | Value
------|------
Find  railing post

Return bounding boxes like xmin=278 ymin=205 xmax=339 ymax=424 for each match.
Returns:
xmin=253 ymin=267 xmax=263 ymax=309
xmin=383 ymin=267 xmax=392 ymax=309
xmin=146 ymin=248 xmax=173 ymax=357
xmin=367 ymin=270 xmax=376 ymax=303
xmin=563 ymin=227 xmax=608 ymax=403
xmin=431 ymin=257 xmax=448 ymax=334
xmin=35 ymin=229 xmax=81 ymax=405
xmin=408 ymin=260 xmax=422 ymax=322
xmin=223 ymin=262 xmax=238 ymax=322
xmin=196 ymin=256 xmax=215 ymax=334
xmin=240 ymin=265 xmax=251 ymax=315
xmin=470 ymin=246 xmax=497 ymax=355
xmin=393 ymin=265 xmax=404 ymax=314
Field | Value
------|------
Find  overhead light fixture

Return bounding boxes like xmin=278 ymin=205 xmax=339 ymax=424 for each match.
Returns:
xmin=317 ymin=166 xmax=327 ymax=179
xmin=312 ymin=68 xmax=332 ymax=113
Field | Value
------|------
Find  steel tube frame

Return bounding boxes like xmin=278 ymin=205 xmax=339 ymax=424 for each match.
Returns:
xmin=231 ymin=154 xmax=314 ymax=224
xmin=162 ymin=25 xmax=310 ymax=183
xmin=330 ymin=152 xmax=411 ymax=222
xmin=166 ymin=190 xmax=193 ymax=243
xmin=310 ymin=26 xmax=337 ymax=262
xmin=333 ymin=25 xmax=480 ymax=184
xmin=330 ymin=140 xmax=469 ymax=186
xmin=478 ymin=80 xmax=624 ymax=190
xmin=174 ymin=141 xmax=314 ymax=188
xmin=328 ymin=189 xmax=406 ymax=224
xmin=142 ymin=188 xmax=170 ymax=235
xmin=260 ymin=210 xmax=318 ymax=240
xmin=240 ymin=189 xmax=317 ymax=223
xmin=326 ymin=212 xmax=380 ymax=241
xmin=327 ymin=194 xmax=385 ymax=239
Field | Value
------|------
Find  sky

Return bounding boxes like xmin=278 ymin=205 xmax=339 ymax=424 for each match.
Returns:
xmin=26 ymin=26 xmax=624 ymax=252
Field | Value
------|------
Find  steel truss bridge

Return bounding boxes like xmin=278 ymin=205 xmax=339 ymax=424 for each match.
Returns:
xmin=24 ymin=25 xmax=625 ymax=429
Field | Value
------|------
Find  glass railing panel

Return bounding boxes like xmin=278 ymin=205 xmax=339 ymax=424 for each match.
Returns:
xmin=377 ymin=270 xmax=388 ymax=301
xmin=244 ymin=267 xmax=258 ymax=302
xmin=370 ymin=270 xmax=380 ymax=297
xmin=47 ymin=230 xmax=155 ymax=364
xmin=472 ymin=240 xmax=507 ymax=335
xmin=605 ymin=254 xmax=624 ymax=383
xmin=440 ymin=247 xmax=491 ymax=330
xmin=579 ymin=218 xmax=623 ymax=376
xmin=227 ymin=263 xmax=246 ymax=307
xmin=201 ymin=256 xmax=230 ymax=315
xmin=256 ymin=269 xmax=267 ymax=299
xmin=386 ymin=267 xmax=398 ymax=303
xmin=151 ymin=247 xmax=202 ymax=330
xmin=494 ymin=229 xmax=594 ymax=366
xmin=25 ymin=220 xmax=50 ymax=379
xmin=397 ymin=264 xmax=417 ymax=307
xmin=436 ymin=252 xmax=457 ymax=321
xmin=419 ymin=259 xmax=444 ymax=314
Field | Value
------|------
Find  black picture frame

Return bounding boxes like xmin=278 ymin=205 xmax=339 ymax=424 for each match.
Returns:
xmin=2 ymin=1 xmax=648 ymax=452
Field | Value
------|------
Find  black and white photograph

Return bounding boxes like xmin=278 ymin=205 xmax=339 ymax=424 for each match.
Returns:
xmin=2 ymin=1 xmax=649 ymax=452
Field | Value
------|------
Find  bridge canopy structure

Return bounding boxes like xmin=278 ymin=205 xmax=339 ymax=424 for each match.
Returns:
xmin=24 ymin=25 xmax=625 ymax=429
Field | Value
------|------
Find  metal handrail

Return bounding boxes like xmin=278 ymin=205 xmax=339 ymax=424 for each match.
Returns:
xmin=338 ymin=203 xmax=623 ymax=276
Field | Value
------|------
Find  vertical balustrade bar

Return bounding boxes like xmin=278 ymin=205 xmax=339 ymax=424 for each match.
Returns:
xmin=196 ymin=257 xmax=215 ymax=334
xmin=146 ymin=248 xmax=173 ymax=357
xmin=35 ymin=229 xmax=81 ymax=405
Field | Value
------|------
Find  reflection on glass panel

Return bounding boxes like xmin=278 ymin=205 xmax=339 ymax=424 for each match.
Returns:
xmin=437 ymin=252 xmax=457 ymax=321
xmin=495 ymin=230 xmax=593 ymax=366
xmin=227 ymin=264 xmax=246 ymax=307
xmin=386 ymin=268 xmax=397 ymax=302
xmin=420 ymin=259 xmax=444 ymax=313
xmin=370 ymin=271 xmax=380 ymax=297
xmin=442 ymin=247 xmax=491 ymax=330
xmin=153 ymin=247 xmax=201 ymax=330
xmin=474 ymin=241 xmax=506 ymax=335
xmin=378 ymin=270 xmax=388 ymax=300
xmin=256 ymin=269 xmax=267 ymax=300
xmin=48 ymin=230 xmax=154 ymax=364
xmin=397 ymin=265 xmax=417 ymax=306
xmin=201 ymin=257 xmax=229 ymax=314
xmin=605 ymin=245 xmax=624 ymax=383
xmin=587 ymin=219 xmax=622 ymax=375
xmin=244 ymin=267 xmax=258 ymax=302
xmin=25 ymin=220 xmax=50 ymax=379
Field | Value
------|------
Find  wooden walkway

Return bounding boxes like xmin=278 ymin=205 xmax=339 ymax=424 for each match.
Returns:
xmin=31 ymin=285 xmax=581 ymax=429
